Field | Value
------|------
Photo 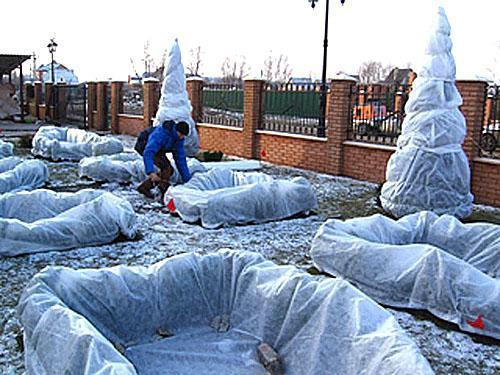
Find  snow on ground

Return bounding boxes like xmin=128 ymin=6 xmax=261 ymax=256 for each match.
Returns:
xmin=0 ymin=134 xmax=499 ymax=374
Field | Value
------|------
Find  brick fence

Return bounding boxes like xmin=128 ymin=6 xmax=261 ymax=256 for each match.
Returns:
xmin=194 ymin=79 xmax=499 ymax=208
xmin=24 ymin=78 xmax=500 ymax=208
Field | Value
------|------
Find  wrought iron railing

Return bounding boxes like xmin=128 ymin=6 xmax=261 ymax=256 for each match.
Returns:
xmin=261 ymin=83 xmax=322 ymax=136
xmin=121 ymin=83 xmax=144 ymax=116
xmin=348 ymin=84 xmax=411 ymax=146
xmin=202 ymin=83 xmax=243 ymax=127
xmin=40 ymin=85 xmax=46 ymax=104
xmin=480 ymin=85 xmax=500 ymax=159
xmin=64 ymin=83 xmax=87 ymax=128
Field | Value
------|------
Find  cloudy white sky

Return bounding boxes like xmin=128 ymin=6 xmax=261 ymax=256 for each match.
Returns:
xmin=2 ymin=0 xmax=499 ymax=81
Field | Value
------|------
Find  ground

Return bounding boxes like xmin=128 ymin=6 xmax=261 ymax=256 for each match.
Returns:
xmin=0 ymin=131 xmax=499 ymax=374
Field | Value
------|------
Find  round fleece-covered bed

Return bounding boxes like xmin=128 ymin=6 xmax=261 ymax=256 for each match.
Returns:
xmin=0 ymin=189 xmax=137 ymax=256
xmin=18 ymin=250 xmax=433 ymax=375
xmin=311 ymin=211 xmax=500 ymax=339
xmin=164 ymin=168 xmax=318 ymax=228
xmin=32 ymin=126 xmax=123 ymax=161
xmin=0 ymin=157 xmax=48 ymax=194
xmin=78 ymin=152 xmax=207 ymax=185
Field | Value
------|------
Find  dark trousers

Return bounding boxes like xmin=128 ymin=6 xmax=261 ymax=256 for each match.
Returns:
xmin=153 ymin=149 xmax=174 ymax=181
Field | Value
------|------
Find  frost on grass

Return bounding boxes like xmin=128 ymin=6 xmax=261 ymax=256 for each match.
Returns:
xmin=0 ymin=143 xmax=499 ymax=374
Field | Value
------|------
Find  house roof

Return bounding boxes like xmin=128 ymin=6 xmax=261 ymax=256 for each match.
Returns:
xmin=383 ymin=68 xmax=414 ymax=85
xmin=37 ymin=61 xmax=72 ymax=72
xmin=0 ymin=54 xmax=31 ymax=75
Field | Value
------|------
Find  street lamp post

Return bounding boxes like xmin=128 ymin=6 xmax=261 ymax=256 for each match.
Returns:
xmin=309 ymin=0 xmax=345 ymax=137
xmin=46 ymin=38 xmax=58 ymax=122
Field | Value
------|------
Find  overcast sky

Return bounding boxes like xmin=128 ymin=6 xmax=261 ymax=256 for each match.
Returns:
xmin=2 ymin=0 xmax=499 ymax=81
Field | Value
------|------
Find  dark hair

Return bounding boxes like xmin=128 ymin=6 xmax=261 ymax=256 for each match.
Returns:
xmin=176 ymin=121 xmax=190 ymax=136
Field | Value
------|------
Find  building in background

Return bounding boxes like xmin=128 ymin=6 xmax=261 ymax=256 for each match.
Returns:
xmin=381 ymin=68 xmax=415 ymax=86
xmin=36 ymin=61 xmax=79 ymax=83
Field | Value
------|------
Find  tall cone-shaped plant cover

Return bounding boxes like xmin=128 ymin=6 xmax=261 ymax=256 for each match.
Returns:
xmin=154 ymin=39 xmax=200 ymax=156
xmin=380 ymin=7 xmax=473 ymax=218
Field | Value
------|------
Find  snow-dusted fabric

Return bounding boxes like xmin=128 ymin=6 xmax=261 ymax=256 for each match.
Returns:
xmin=18 ymin=250 xmax=433 ymax=375
xmin=78 ymin=152 xmax=207 ymax=184
xmin=165 ymin=168 xmax=318 ymax=228
xmin=311 ymin=212 xmax=500 ymax=339
xmin=0 ymin=139 xmax=14 ymax=157
xmin=203 ymin=160 xmax=262 ymax=171
xmin=153 ymin=40 xmax=199 ymax=157
xmin=32 ymin=126 xmax=124 ymax=161
xmin=0 ymin=83 xmax=19 ymax=119
xmin=0 ymin=189 xmax=137 ymax=256
xmin=0 ymin=157 xmax=48 ymax=194
xmin=381 ymin=7 xmax=473 ymax=218
xmin=78 ymin=153 xmax=145 ymax=183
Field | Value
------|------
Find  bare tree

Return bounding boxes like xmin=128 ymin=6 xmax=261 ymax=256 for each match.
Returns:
xmin=142 ymin=41 xmax=155 ymax=75
xmin=358 ymin=61 xmax=394 ymax=84
xmin=186 ymin=46 xmax=203 ymax=77
xmin=262 ymin=52 xmax=292 ymax=83
xmin=486 ymin=41 xmax=500 ymax=84
xmin=221 ymin=56 xmax=250 ymax=84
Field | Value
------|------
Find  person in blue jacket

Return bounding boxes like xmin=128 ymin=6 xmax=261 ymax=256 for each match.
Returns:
xmin=134 ymin=120 xmax=191 ymax=198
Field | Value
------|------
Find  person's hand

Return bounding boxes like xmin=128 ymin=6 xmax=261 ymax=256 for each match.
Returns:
xmin=149 ymin=173 xmax=161 ymax=183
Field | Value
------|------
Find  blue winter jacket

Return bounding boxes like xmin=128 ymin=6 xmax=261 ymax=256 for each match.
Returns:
xmin=143 ymin=123 xmax=191 ymax=183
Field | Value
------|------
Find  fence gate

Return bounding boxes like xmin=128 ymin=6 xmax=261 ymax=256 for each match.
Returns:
xmin=63 ymin=83 xmax=87 ymax=128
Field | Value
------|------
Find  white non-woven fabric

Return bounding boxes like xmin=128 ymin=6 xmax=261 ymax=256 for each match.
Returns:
xmin=0 ymin=139 xmax=14 ymax=157
xmin=153 ymin=40 xmax=199 ymax=157
xmin=0 ymin=83 xmax=19 ymax=120
xmin=203 ymin=160 xmax=262 ymax=171
xmin=311 ymin=212 xmax=500 ymax=339
xmin=18 ymin=250 xmax=433 ymax=375
xmin=78 ymin=153 xmax=207 ymax=185
xmin=0 ymin=189 xmax=137 ymax=256
xmin=380 ymin=7 xmax=473 ymax=218
xmin=32 ymin=126 xmax=124 ymax=161
xmin=165 ymin=168 xmax=318 ymax=228
xmin=0 ymin=157 xmax=48 ymax=194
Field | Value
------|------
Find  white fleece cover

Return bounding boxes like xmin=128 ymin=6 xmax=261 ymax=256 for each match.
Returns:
xmin=32 ymin=126 xmax=124 ymax=161
xmin=311 ymin=211 xmax=500 ymax=339
xmin=380 ymin=7 xmax=473 ymax=218
xmin=18 ymin=250 xmax=433 ymax=375
xmin=78 ymin=152 xmax=207 ymax=185
xmin=165 ymin=168 xmax=318 ymax=228
xmin=0 ymin=189 xmax=137 ymax=256
xmin=0 ymin=157 xmax=48 ymax=194
xmin=0 ymin=139 xmax=14 ymax=158
xmin=153 ymin=40 xmax=199 ymax=157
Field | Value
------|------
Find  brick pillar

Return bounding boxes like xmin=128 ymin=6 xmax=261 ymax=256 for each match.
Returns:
xmin=96 ymin=81 xmax=108 ymax=131
xmin=358 ymin=85 xmax=366 ymax=106
xmin=87 ymin=82 xmax=97 ymax=129
xmin=56 ymin=83 xmax=67 ymax=121
xmin=456 ymin=80 xmax=488 ymax=165
xmin=243 ymin=79 xmax=264 ymax=159
xmin=484 ymin=94 xmax=493 ymax=126
xmin=110 ymin=81 xmax=124 ymax=134
xmin=394 ymin=85 xmax=405 ymax=113
xmin=45 ymin=82 xmax=54 ymax=119
xmin=327 ymin=79 xmax=356 ymax=175
xmin=408 ymin=71 xmax=417 ymax=85
xmin=187 ymin=77 xmax=204 ymax=123
xmin=33 ymin=82 xmax=42 ymax=118
xmin=143 ymin=78 xmax=160 ymax=128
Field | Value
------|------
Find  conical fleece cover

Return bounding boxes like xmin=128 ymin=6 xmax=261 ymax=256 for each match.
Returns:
xmin=154 ymin=39 xmax=200 ymax=156
xmin=380 ymin=6 xmax=473 ymax=218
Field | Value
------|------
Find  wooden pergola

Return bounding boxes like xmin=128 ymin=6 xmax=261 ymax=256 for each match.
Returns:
xmin=0 ymin=54 xmax=31 ymax=121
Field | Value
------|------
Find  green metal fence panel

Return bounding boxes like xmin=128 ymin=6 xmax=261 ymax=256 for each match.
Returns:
xmin=260 ymin=83 xmax=323 ymax=136
xmin=203 ymin=89 xmax=243 ymax=112
xmin=264 ymin=91 xmax=321 ymax=118
xmin=202 ymin=83 xmax=243 ymax=127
